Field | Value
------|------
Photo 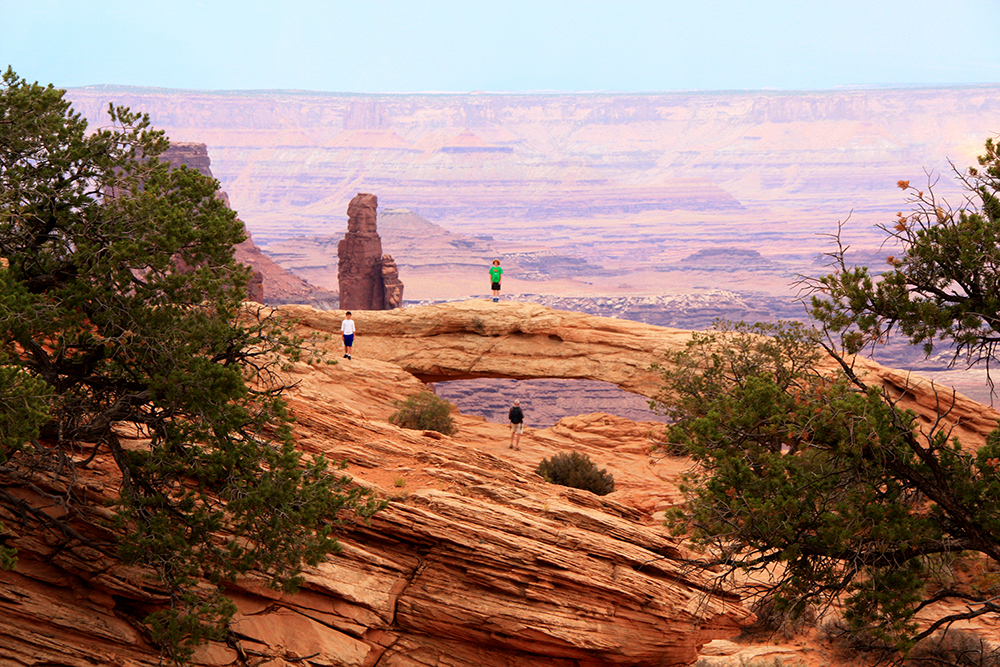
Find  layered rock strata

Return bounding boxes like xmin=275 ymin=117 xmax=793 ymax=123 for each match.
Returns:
xmin=161 ymin=142 xmax=337 ymax=307
xmin=338 ymin=193 xmax=404 ymax=310
xmin=0 ymin=309 xmax=750 ymax=666
xmin=3 ymin=301 xmax=996 ymax=667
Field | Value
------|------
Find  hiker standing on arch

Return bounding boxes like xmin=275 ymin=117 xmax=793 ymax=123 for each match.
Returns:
xmin=508 ymin=399 xmax=524 ymax=450
xmin=489 ymin=258 xmax=503 ymax=302
xmin=341 ymin=311 xmax=355 ymax=360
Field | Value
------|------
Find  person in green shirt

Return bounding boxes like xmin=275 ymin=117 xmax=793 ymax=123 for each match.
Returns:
xmin=489 ymin=259 xmax=503 ymax=302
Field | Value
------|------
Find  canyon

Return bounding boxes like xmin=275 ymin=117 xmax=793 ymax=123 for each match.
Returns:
xmin=63 ymin=85 xmax=1000 ymax=405
xmin=63 ymin=86 xmax=1000 ymax=300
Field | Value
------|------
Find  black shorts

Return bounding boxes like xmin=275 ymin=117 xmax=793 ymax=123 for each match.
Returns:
xmin=491 ymin=282 xmax=501 ymax=291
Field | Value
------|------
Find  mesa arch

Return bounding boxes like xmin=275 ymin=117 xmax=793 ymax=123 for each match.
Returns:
xmin=282 ymin=299 xmax=687 ymax=395
xmin=281 ymin=299 xmax=1000 ymax=447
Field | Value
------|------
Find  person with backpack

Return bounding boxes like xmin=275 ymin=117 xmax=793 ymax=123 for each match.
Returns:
xmin=508 ymin=399 xmax=524 ymax=450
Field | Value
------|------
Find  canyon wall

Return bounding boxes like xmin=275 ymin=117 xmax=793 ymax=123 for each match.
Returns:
xmin=160 ymin=142 xmax=337 ymax=306
xmin=62 ymin=86 xmax=1000 ymax=311
xmin=64 ymin=86 xmax=1000 ymax=241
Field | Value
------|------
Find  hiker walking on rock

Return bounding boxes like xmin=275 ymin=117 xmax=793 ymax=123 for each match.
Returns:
xmin=508 ymin=399 xmax=524 ymax=450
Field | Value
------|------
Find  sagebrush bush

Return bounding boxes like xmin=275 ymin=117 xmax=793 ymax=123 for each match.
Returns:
xmin=536 ymin=451 xmax=615 ymax=496
xmin=738 ymin=597 xmax=817 ymax=641
xmin=822 ymin=620 xmax=1000 ymax=667
xmin=907 ymin=631 xmax=1000 ymax=667
xmin=820 ymin=618 xmax=895 ymax=664
xmin=389 ymin=392 xmax=456 ymax=435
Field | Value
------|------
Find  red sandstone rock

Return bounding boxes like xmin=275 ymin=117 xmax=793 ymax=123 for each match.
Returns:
xmin=337 ymin=194 xmax=405 ymax=310
xmin=0 ymin=302 xmax=756 ymax=667
xmin=381 ymin=254 xmax=403 ymax=309
xmin=4 ymin=301 xmax=995 ymax=667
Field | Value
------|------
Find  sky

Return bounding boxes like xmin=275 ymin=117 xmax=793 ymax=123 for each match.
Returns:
xmin=3 ymin=0 xmax=1000 ymax=93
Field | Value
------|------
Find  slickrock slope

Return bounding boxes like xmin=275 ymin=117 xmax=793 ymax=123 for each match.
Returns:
xmin=4 ymin=300 xmax=996 ymax=667
xmin=1 ymin=305 xmax=750 ymax=667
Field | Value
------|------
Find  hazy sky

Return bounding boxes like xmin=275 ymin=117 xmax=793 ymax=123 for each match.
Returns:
xmin=3 ymin=0 xmax=999 ymax=93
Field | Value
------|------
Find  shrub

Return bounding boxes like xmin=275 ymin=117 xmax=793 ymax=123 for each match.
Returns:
xmin=822 ymin=619 xmax=1000 ymax=666
xmin=536 ymin=451 xmax=615 ymax=496
xmin=820 ymin=618 xmax=894 ymax=664
xmin=907 ymin=631 xmax=1000 ymax=667
xmin=389 ymin=392 xmax=456 ymax=435
xmin=738 ymin=597 xmax=817 ymax=641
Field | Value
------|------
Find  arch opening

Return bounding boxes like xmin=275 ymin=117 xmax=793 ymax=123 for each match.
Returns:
xmin=431 ymin=377 xmax=669 ymax=429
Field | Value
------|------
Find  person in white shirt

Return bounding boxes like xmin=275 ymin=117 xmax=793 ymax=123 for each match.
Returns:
xmin=341 ymin=311 xmax=356 ymax=360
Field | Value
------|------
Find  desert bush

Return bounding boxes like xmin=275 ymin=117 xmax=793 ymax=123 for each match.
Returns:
xmin=822 ymin=619 xmax=1000 ymax=666
xmin=536 ymin=451 xmax=615 ymax=496
xmin=738 ymin=597 xmax=817 ymax=641
xmin=821 ymin=617 xmax=895 ymax=664
xmin=389 ymin=392 xmax=456 ymax=435
xmin=906 ymin=631 xmax=1000 ymax=667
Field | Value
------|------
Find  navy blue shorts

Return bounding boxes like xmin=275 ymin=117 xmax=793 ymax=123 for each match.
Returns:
xmin=343 ymin=333 xmax=354 ymax=346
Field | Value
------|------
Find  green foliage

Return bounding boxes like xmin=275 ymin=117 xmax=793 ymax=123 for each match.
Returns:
xmin=0 ymin=362 xmax=50 ymax=459
xmin=389 ymin=391 xmax=456 ymax=435
xmin=654 ymin=314 xmax=1000 ymax=650
xmin=807 ymin=137 xmax=1000 ymax=369
xmin=536 ymin=451 xmax=615 ymax=496
xmin=648 ymin=319 xmax=824 ymax=456
xmin=0 ymin=68 xmax=383 ymax=661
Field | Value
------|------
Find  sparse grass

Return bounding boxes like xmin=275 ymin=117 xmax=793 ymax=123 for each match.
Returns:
xmin=393 ymin=476 xmax=407 ymax=488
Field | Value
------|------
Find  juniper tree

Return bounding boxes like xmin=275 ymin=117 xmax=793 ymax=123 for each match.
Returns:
xmin=653 ymin=139 xmax=1000 ymax=653
xmin=0 ymin=68 xmax=381 ymax=661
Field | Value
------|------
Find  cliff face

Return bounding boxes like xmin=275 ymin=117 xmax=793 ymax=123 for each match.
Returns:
xmin=65 ymin=86 xmax=1000 ymax=241
xmin=161 ymin=142 xmax=338 ymax=307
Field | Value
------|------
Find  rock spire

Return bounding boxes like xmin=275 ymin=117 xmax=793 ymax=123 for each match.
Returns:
xmin=337 ymin=193 xmax=404 ymax=309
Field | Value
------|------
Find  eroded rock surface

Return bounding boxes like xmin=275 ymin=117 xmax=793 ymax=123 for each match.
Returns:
xmin=381 ymin=254 xmax=404 ymax=309
xmin=3 ymin=300 xmax=996 ymax=667
xmin=284 ymin=300 xmax=1000 ymax=448
xmin=0 ymin=302 xmax=750 ymax=667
